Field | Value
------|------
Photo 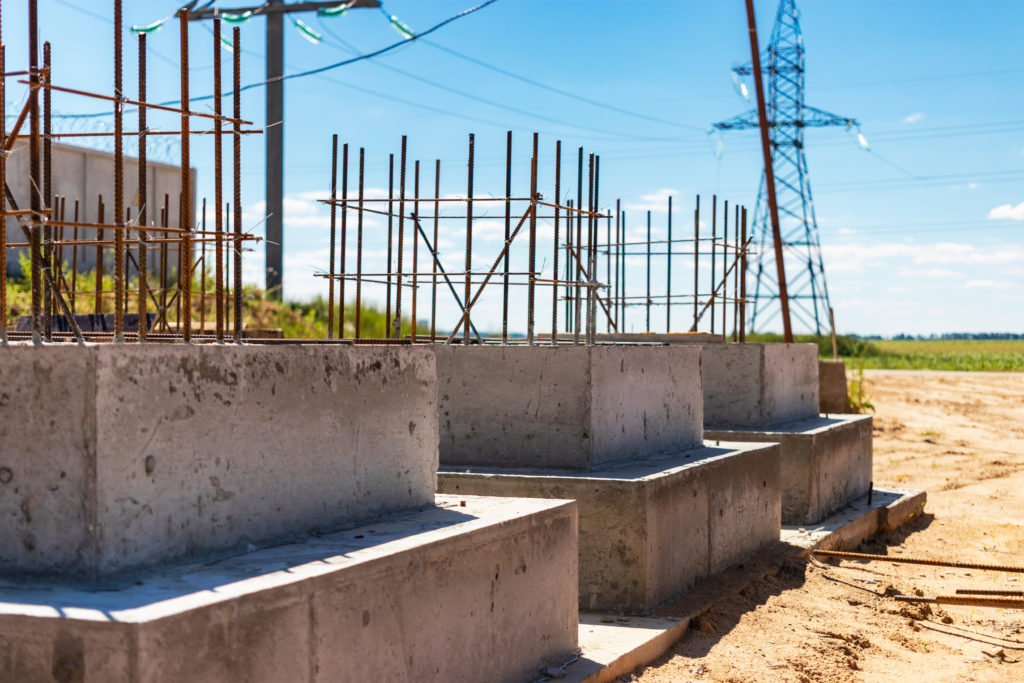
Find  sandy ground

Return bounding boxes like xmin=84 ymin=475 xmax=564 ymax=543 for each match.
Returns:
xmin=633 ymin=370 xmax=1024 ymax=682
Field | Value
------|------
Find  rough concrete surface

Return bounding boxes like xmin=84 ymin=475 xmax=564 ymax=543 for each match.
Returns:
xmin=818 ymin=359 xmax=851 ymax=413
xmin=0 ymin=495 xmax=579 ymax=683
xmin=436 ymin=344 xmax=702 ymax=470
xmin=702 ymin=343 xmax=819 ymax=429
xmin=438 ymin=441 xmax=780 ymax=613
xmin=0 ymin=344 xmax=438 ymax=579
xmin=705 ymin=414 xmax=873 ymax=525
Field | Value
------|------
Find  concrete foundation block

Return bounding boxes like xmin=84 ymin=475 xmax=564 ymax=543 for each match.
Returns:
xmin=436 ymin=344 xmax=703 ymax=470
xmin=702 ymin=343 xmax=819 ymax=429
xmin=705 ymin=414 xmax=873 ymax=525
xmin=438 ymin=442 xmax=780 ymax=613
xmin=0 ymin=495 xmax=579 ymax=683
xmin=819 ymin=360 xmax=851 ymax=413
xmin=0 ymin=344 xmax=438 ymax=580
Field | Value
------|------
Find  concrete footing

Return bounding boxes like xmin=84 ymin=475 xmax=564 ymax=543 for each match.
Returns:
xmin=819 ymin=359 xmax=851 ymax=413
xmin=0 ymin=344 xmax=438 ymax=580
xmin=705 ymin=414 xmax=873 ymax=525
xmin=0 ymin=495 xmax=579 ymax=683
xmin=439 ymin=442 xmax=780 ymax=613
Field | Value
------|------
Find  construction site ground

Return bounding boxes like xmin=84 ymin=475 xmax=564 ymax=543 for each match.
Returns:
xmin=633 ymin=370 xmax=1024 ymax=682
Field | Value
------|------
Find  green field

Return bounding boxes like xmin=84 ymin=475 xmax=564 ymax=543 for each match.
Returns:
xmin=748 ymin=333 xmax=1024 ymax=372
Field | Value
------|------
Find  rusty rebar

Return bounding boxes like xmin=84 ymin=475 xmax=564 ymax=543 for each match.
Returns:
xmin=431 ymin=159 xmax=439 ymax=343
xmin=895 ymin=595 xmax=1024 ymax=609
xmin=137 ymin=32 xmax=148 ymax=341
xmin=96 ymin=195 xmax=105 ymax=316
xmin=527 ymin=132 xmax=538 ymax=345
xmin=213 ymin=17 xmax=224 ymax=342
xmin=693 ymin=195 xmax=699 ymax=331
xmin=412 ymin=159 xmax=419 ymax=343
xmin=955 ymin=588 xmax=1024 ymax=596
xmin=71 ymin=198 xmax=79 ymax=314
xmin=339 ymin=142 xmax=349 ymax=338
xmin=464 ymin=133 xmax=474 ymax=345
xmin=178 ymin=8 xmax=192 ymax=343
xmin=666 ymin=195 xmax=672 ymax=332
xmin=385 ymin=153 xmax=393 ymax=339
xmin=573 ymin=147 xmax=582 ymax=344
xmin=395 ymin=136 xmax=407 ymax=339
xmin=0 ymin=44 xmax=6 ymax=342
xmin=551 ymin=139 xmax=561 ymax=344
xmin=645 ymin=210 xmax=651 ymax=332
xmin=232 ymin=26 xmax=243 ymax=342
xmin=113 ymin=0 xmax=125 ymax=341
xmin=502 ymin=130 xmax=511 ymax=343
xmin=740 ymin=207 xmax=747 ymax=342
xmin=42 ymin=41 xmax=53 ymax=340
xmin=28 ymin=0 xmax=42 ymax=341
xmin=812 ymin=550 xmax=1024 ymax=573
xmin=710 ymin=194 xmax=717 ymax=334
xmin=355 ymin=147 xmax=365 ymax=340
xmin=200 ymin=199 xmax=206 ymax=331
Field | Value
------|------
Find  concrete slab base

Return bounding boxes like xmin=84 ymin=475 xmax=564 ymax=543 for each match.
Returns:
xmin=705 ymin=414 xmax=873 ymax=526
xmin=439 ymin=442 xmax=781 ymax=614
xmin=0 ymin=495 xmax=578 ymax=683
xmin=556 ymin=487 xmax=926 ymax=683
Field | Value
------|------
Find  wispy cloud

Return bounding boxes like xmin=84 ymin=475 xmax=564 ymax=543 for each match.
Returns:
xmin=964 ymin=279 xmax=1015 ymax=290
xmin=988 ymin=201 xmax=1024 ymax=220
xmin=902 ymin=112 xmax=925 ymax=124
xmin=625 ymin=188 xmax=679 ymax=214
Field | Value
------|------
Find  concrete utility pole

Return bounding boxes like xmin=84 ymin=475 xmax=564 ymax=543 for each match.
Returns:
xmin=744 ymin=0 xmax=793 ymax=342
xmin=190 ymin=1 xmax=381 ymax=300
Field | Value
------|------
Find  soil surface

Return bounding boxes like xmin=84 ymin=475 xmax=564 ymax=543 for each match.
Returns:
xmin=633 ymin=370 xmax=1024 ymax=682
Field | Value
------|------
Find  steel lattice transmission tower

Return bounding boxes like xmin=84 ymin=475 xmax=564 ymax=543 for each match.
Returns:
xmin=714 ymin=0 xmax=857 ymax=334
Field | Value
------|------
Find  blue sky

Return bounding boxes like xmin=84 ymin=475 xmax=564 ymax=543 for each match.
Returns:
xmin=5 ymin=0 xmax=1024 ymax=335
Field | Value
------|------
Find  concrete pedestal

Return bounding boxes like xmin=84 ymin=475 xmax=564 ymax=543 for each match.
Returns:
xmin=0 ymin=344 xmax=438 ymax=580
xmin=439 ymin=442 xmax=780 ymax=613
xmin=0 ymin=495 xmax=579 ymax=683
xmin=705 ymin=415 xmax=873 ymax=525
xmin=436 ymin=344 xmax=703 ymax=470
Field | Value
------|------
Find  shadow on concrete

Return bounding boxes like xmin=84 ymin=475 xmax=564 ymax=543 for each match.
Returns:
xmin=0 ymin=505 xmax=477 ymax=619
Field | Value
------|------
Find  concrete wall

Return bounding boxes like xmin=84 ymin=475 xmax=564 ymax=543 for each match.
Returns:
xmin=702 ymin=343 xmax=819 ymax=429
xmin=438 ymin=442 xmax=781 ymax=613
xmin=4 ymin=140 xmax=194 ymax=273
xmin=706 ymin=414 xmax=873 ymax=525
xmin=0 ymin=495 xmax=579 ymax=683
xmin=436 ymin=345 xmax=703 ymax=470
xmin=819 ymin=360 xmax=851 ymax=413
xmin=0 ymin=344 xmax=437 ymax=579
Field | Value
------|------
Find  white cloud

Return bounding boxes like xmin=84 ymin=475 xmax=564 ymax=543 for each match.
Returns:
xmin=625 ymin=188 xmax=679 ymax=214
xmin=898 ymin=267 xmax=962 ymax=279
xmin=964 ymin=279 xmax=1015 ymax=290
xmin=903 ymin=112 xmax=925 ymax=124
xmin=837 ymin=227 xmax=856 ymax=235
xmin=967 ymin=182 xmax=979 ymax=190
xmin=988 ymin=201 xmax=1024 ymax=220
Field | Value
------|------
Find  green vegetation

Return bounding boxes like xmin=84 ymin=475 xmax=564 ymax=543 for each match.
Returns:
xmin=748 ymin=332 xmax=1024 ymax=372
xmin=4 ymin=260 xmax=422 ymax=339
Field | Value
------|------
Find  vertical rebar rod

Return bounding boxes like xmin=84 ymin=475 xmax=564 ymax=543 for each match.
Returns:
xmin=710 ymin=194 xmax=717 ymax=335
xmin=565 ymin=200 xmax=572 ymax=329
xmin=721 ymin=199 xmax=728 ymax=337
xmin=464 ymin=133 xmax=474 ymax=345
xmin=200 ymin=198 xmax=206 ymax=332
xmin=646 ymin=210 xmax=651 ymax=333
xmin=614 ymin=211 xmax=622 ymax=331
xmin=137 ymin=33 xmax=147 ymax=340
xmin=328 ymin=134 xmax=337 ymax=338
xmin=605 ymin=206 xmax=611 ymax=333
xmin=395 ymin=136 xmax=407 ymax=340
xmin=175 ymin=193 xmax=181 ymax=330
xmin=502 ymin=130 xmax=511 ymax=343
xmin=591 ymin=155 xmax=600 ymax=342
xmin=355 ymin=147 xmax=365 ymax=339
xmin=614 ymin=199 xmax=621 ymax=331
xmin=585 ymin=153 xmax=595 ymax=345
xmin=42 ymin=41 xmax=53 ymax=340
xmin=113 ymin=0 xmax=126 ymax=340
xmin=213 ymin=17 xmax=224 ymax=342
xmin=431 ymin=160 xmax=440 ymax=343
xmin=72 ymin=198 xmax=79 ymax=314
xmin=692 ymin=196 xmax=699 ymax=330
xmin=96 ymin=195 xmax=105 ymax=316
xmin=28 ymin=0 xmax=42 ymax=340
xmin=160 ymin=195 xmax=168 ymax=331
xmin=412 ymin=159 xmax=419 ymax=342
xmin=551 ymin=139 xmax=561 ymax=344
xmin=740 ymin=207 xmax=747 ymax=343
xmin=232 ymin=26 xmax=243 ymax=342
xmin=339 ymin=143 xmax=349 ymax=338
xmin=385 ymin=153 xmax=393 ymax=338
xmin=574 ymin=147 xmax=582 ymax=344
xmin=733 ymin=204 xmax=739 ymax=341
xmin=179 ymin=9 xmax=192 ymax=342
xmin=666 ymin=195 xmax=672 ymax=333
xmin=527 ymin=132 xmax=538 ymax=345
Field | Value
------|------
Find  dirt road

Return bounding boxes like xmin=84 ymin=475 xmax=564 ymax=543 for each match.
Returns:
xmin=634 ymin=370 xmax=1024 ymax=682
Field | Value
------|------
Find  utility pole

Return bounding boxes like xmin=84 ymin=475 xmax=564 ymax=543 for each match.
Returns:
xmin=744 ymin=0 xmax=792 ymax=342
xmin=190 ymin=1 xmax=381 ymax=300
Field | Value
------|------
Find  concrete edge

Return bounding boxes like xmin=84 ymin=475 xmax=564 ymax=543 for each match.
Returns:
xmin=553 ymin=487 xmax=927 ymax=683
